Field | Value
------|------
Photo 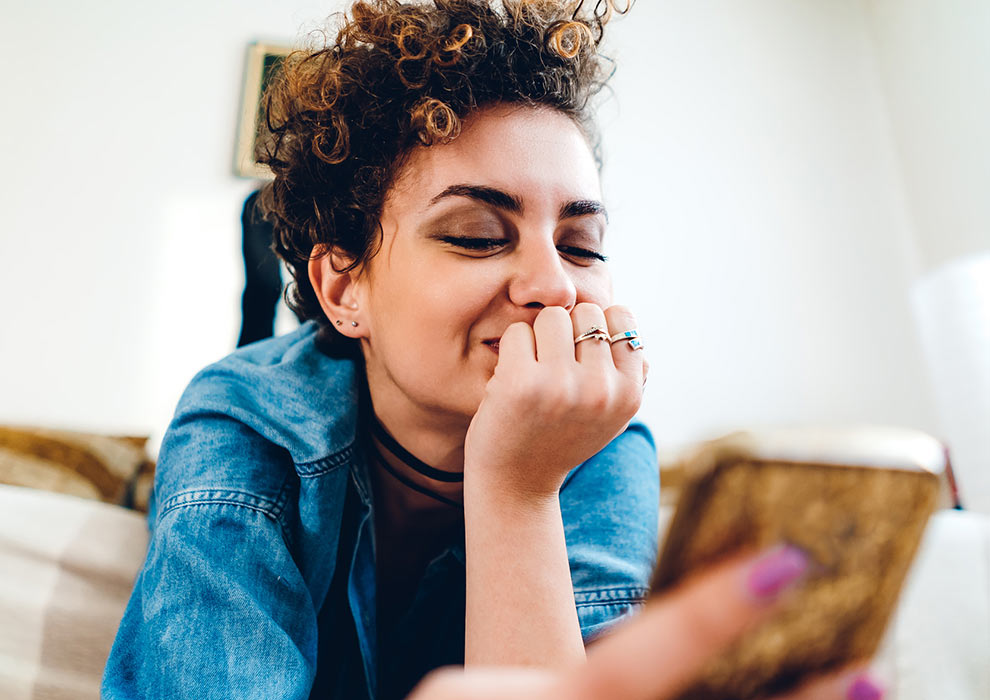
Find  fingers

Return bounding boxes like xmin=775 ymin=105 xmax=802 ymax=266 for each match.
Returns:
xmin=775 ymin=666 xmax=885 ymax=700
xmin=496 ymin=321 xmax=536 ymax=375
xmin=778 ymin=669 xmax=885 ymax=700
xmin=507 ymin=304 xmax=645 ymax=394
xmin=532 ymin=306 xmax=575 ymax=363
xmin=408 ymin=667 xmax=556 ymax=700
xmin=571 ymin=303 xmax=613 ymax=365
xmin=603 ymin=305 xmax=645 ymax=385
xmin=553 ymin=546 xmax=810 ymax=700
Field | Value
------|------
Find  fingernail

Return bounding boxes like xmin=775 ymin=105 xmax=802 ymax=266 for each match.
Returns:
xmin=746 ymin=545 xmax=809 ymax=600
xmin=848 ymin=675 xmax=885 ymax=700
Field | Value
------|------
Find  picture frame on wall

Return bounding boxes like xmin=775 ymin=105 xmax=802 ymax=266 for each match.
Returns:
xmin=234 ymin=42 xmax=293 ymax=179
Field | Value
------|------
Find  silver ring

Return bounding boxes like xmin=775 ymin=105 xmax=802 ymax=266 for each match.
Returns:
xmin=574 ymin=326 xmax=610 ymax=344
xmin=609 ymin=329 xmax=644 ymax=351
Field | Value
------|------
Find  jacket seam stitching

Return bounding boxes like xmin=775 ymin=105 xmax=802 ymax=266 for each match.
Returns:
xmin=573 ymin=587 xmax=649 ymax=605
xmin=272 ymin=468 xmax=297 ymax=551
xmin=158 ymin=489 xmax=284 ymax=520
xmin=295 ymin=444 xmax=355 ymax=478
xmin=573 ymin=585 xmax=650 ymax=595
xmin=160 ymin=498 xmax=279 ymax=520
xmin=575 ymin=598 xmax=646 ymax=609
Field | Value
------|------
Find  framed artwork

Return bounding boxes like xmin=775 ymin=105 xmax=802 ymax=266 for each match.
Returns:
xmin=234 ymin=42 xmax=293 ymax=179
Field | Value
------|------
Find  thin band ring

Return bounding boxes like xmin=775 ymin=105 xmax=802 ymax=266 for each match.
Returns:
xmin=609 ymin=329 xmax=644 ymax=351
xmin=574 ymin=326 xmax=610 ymax=344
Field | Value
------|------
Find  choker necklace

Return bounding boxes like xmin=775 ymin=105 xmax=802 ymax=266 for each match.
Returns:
xmin=370 ymin=418 xmax=464 ymax=483
xmin=371 ymin=447 xmax=463 ymax=509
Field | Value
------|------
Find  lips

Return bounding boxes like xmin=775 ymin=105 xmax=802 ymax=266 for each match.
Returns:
xmin=482 ymin=339 xmax=500 ymax=354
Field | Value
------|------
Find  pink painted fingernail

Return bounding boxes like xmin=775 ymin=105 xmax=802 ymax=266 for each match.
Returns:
xmin=848 ymin=675 xmax=884 ymax=700
xmin=746 ymin=545 xmax=809 ymax=600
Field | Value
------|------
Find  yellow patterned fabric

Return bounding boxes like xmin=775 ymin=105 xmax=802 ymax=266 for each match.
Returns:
xmin=0 ymin=427 xmax=154 ymax=512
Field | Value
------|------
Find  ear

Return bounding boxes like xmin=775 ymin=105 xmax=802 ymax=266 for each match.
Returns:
xmin=308 ymin=247 xmax=368 ymax=338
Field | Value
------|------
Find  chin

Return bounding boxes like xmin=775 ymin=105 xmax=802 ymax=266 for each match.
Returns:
xmin=412 ymin=380 xmax=486 ymax=424
xmin=455 ymin=382 xmax=488 ymax=421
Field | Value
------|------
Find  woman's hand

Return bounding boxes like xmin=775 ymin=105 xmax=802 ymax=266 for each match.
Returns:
xmin=461 ymin=303 xmax=646 ymax=666
xmin=410 ymin=547 xmax=884 ymax=700
xmin=463 ymin=303 xmax=646 ymax=501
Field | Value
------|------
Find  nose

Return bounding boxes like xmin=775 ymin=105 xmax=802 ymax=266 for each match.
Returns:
xmin=507 ymin=237 xmax=577 ymax=310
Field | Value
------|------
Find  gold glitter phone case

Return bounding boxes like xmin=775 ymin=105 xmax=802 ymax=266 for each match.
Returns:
xmin=651 ymin=427 xmax=951 ymax=700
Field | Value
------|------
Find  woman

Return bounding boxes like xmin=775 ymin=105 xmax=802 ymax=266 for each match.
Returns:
xmin=104 ymin=2 xmax=658 ymax=698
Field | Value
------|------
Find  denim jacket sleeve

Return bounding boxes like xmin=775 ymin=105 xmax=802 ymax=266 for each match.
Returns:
xmin=560 ymin=421 xmax=660 ymax=641
xmin=101 ymin=363 xmax=350 ymax=700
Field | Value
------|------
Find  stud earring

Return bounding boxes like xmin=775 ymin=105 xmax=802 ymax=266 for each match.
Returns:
xmin=335 ymin=320 xmax=342 ymax=326
xmin=351 ymin=321 xmax=358 ymax=327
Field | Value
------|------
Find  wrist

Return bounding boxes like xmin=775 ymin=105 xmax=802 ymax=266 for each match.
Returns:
xmin=462 ymin=468 xmax=561 ymax=516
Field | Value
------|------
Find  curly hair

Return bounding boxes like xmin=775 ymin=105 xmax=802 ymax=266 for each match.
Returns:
xmin=259 ymin=0 xmax=631 ymax=356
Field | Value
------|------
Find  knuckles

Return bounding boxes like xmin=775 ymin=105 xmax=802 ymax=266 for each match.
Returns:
xmin=493 ymin=364 xmax=641 ymax=425
xmin=469 ymin=303 xmax=644 ymax=488
xmin=572 ymin=301 xmax=604 ymax=317
xmin=603 ymin=303 xmax=637 ymax=331
xmin=490 ymin=303 xmax=643 ymax=426
xmin=500 ymin=320 xmax=533 ymax=347
xmin=533 ymin=305 xmax=572 ymax=333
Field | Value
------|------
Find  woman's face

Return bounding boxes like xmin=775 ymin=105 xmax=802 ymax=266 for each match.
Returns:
xmin=352 ymin=104 xmax=612 ymax=424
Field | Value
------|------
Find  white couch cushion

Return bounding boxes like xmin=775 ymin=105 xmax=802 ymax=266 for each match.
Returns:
xmin=880 ymin=509 xmax=990 ymax=700
xmin=0 ymin=485 xmax=148 ymax=700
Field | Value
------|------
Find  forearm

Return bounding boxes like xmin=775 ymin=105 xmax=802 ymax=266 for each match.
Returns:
xmin=462 ymin=475 xmax=585 ymax=668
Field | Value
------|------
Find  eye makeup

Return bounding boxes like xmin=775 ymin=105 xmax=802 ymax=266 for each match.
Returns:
xmin=437 ymin=235 xmax=509 ymax=252
xmin=421 ymin=200 xmax=608 ymax=262
xmin=435 ymin=235 xmax=607 ymax=264
xmin=557 ymin=245 xmax=607 ymax=263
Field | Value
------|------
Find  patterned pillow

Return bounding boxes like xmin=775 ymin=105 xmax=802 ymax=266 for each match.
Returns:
xmin=0 ymin=427 xmax=154 ymax=512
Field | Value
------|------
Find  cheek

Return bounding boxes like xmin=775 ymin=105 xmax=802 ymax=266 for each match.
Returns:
xmin=425 ymin=265 xmax=504 ymax=312
xmin=574 ymin=268 xmax=614 ymax=307
xmin=378 ymin=266 xmax=500 ymax=340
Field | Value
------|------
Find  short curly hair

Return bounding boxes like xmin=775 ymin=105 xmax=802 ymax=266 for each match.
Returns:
xmin=259 ymin=0 xmax=630 ymax=356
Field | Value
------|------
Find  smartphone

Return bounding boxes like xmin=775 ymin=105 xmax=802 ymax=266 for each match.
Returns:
xmin=651 ymin=426 xmax=950 ymax=700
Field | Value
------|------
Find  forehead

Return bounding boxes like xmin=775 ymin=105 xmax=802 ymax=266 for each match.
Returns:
xmin=385 ymin=104 xmax=602 ymax=214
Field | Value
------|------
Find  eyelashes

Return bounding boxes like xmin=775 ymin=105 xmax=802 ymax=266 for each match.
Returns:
xmin=439 ymin=235 xmax=504 ymax=251
xmin=438 ymin=236 xmax=608 ymax=262
xmin=558 ymin=245 xmax=608 ymax=263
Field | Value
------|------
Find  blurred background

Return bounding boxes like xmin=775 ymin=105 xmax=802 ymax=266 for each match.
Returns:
xmin=1 ymin=0 xmax=987 ymax=512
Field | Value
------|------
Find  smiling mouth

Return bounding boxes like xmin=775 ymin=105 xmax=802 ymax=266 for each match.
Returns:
xmin=483 ymin=340 xmax=500 ymax=354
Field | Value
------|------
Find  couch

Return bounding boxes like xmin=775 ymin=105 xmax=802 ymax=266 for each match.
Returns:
xmin=0 ymin=429 xmax=988 ymax=699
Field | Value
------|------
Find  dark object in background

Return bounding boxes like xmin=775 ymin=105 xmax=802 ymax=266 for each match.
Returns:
xmin=237 ymin=190 xmax=282 ymax=347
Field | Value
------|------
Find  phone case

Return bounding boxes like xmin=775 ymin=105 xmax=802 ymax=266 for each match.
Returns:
xmin=651 ymin=427 xmax=948 ymax=700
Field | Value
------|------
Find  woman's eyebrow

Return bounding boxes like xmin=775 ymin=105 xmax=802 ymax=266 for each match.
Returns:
xmin=428 ymin=184 xmax=607 ymax=223
xmin=429 ymin=184 xmax=523 ymax=213
xmin=560 ymin=199 xmax=608 ymax=222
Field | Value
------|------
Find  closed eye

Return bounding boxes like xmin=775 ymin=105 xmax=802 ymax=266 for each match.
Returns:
xmin=557 ymin=245 xmax=608 ymax=263
xmin=438 ymin=236 xmax=607 ymax=262
xmin=438 ymin=236 xmax=509 ymax=251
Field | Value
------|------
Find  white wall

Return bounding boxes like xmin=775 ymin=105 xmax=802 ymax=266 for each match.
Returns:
xmin=1 ymin=0 xmax=337 ymax=438
xmin=865 ymin=0 xmax=990 ymax=511
xmin=600 ymin=0 xmax=935 ymax=449
xmin=866 ymin=0 xmax=990 ymax=273
xmin=0 ymin=2 xmax=957 ymax=490
xmin=912 ymin=255 xmax=990 ymax=513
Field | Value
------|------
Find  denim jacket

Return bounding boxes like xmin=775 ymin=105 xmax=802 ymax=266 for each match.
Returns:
xmin=102 ymin=322 xmax=659 ymax=700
